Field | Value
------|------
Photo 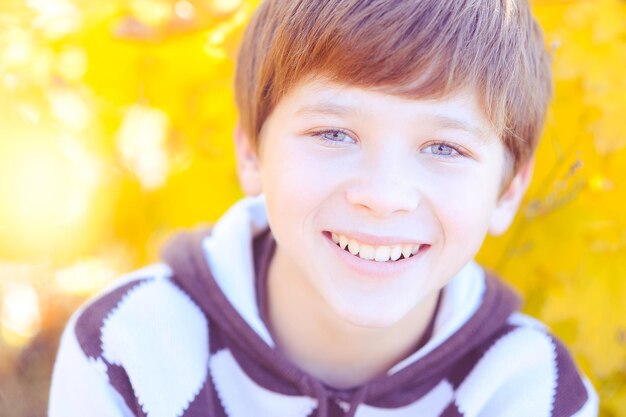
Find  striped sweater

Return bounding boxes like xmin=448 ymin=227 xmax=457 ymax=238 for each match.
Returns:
xmin=49 ymin=197 xmax=598 ymax=417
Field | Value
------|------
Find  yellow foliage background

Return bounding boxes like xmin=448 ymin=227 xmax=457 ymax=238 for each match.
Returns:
xmin=0 ymin=0 xmax=624 ymax=415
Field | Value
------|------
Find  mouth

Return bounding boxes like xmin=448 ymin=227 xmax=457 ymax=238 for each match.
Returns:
xmin=325 ymin=231 xmax=429 ymax=263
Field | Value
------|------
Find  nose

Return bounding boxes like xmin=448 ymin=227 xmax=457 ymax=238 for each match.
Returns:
xmin=345 ymin=153 xmax=421 ymax=218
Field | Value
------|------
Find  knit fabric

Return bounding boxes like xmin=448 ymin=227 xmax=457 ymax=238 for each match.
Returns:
xmin=49 ymin=196 xmax=598 ymax=417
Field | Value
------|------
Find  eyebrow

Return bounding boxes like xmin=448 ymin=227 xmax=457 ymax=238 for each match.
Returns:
xmin=293 ymin=103 xmax=362 ymax=118
xmin=294 ymin=103 xmax=490 ymax=142
xmin=430 ymin=114 xmax=490 ymax=142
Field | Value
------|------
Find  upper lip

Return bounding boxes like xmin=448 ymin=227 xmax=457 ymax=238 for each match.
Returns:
xmin=327 ymin=230 xmax=425 ymax=246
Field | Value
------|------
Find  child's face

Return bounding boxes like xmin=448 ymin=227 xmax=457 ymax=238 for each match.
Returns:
xmin=236 ymin=78 xmax=531 ymax=328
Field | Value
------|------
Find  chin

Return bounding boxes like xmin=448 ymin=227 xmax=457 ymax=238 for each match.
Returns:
xmin=331 ymin=300 xmax=409 ymax=329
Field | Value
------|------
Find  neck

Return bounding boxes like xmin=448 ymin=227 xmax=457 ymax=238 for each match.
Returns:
xmin=267 ymin=247 xmax=440 ymax=389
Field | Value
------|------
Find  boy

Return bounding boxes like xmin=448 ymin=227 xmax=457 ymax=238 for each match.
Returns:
xmin=49 ymin=0 xmax=598 ymax=416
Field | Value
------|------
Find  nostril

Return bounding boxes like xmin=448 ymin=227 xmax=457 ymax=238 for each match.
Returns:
xmin=345 ymin=183 xmax=420 ymax=217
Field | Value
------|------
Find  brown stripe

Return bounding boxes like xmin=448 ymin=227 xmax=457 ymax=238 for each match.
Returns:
xmin=74 ymin=278 xmax=152 ymax=417
xmin=362 ymin=378 xmax=442 ymax=408
xmin=365 ymin=272 xmax=521 ymax=406
xmin=325 ymin=399 xmax=346 ymax=417
xmin=446 ymin=323 xmax=519 ymax=389
xmin=440 ymin=402 xmax=464 ymax=416
xmin=162 ymin=229 xmax=317 ymax=391
xmin=253 ymin=227 xmax=277 ymax=343
xmin=107 ymin=364 xmax=146 ymax=417
xmin=550 ymin=336 xmax=589 ymax=417
xmin=177 ymin=375 xmax=222 ymax=417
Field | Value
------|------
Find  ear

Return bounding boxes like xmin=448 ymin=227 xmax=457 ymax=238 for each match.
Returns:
xmin=233 ymin=123 xmax=263 ymax=196
xmin=488 ymin=158 xmax=534 ymax=236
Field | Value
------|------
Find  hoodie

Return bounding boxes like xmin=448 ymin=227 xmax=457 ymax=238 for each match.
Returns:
xmin=49 ymin=196 xmax=598 ymax=417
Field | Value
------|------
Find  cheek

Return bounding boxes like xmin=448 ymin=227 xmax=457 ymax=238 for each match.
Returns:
xmin=424 ymin=173 xmax=499 ymax=243
xmin=260 ymin=149 xmax=333 ymax=241
xmin=262 ymin=147 xmax=341 ymax=205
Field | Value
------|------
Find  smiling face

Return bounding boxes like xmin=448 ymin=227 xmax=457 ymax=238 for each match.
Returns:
xmin=235 ymin=78 xmax=532 ymax=328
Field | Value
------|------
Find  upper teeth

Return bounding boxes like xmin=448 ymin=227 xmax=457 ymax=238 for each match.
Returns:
xmin=331 ymin=232 xmax=421 ymax=262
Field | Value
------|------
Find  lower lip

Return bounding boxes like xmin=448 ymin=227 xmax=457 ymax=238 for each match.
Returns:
xmin=322 ymin=232 xmax=429 ymax=278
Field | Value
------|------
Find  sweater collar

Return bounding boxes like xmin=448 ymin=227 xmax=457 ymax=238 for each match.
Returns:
xmin=162 ymin=196 xmax=521 ymax=406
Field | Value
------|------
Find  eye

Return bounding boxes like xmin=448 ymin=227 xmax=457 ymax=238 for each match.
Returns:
xmin=312 ymin=129 xmax=357 ymax=146
xmin=422 ymin=142 xmax=464 ymax=158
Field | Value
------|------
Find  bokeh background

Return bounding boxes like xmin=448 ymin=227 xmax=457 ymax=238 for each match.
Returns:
xmin=0 ymin=0 xmax=624 ymax=415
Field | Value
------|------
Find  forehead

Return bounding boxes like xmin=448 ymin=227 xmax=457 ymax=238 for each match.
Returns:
xmin=271 ymin=78 xmax=496 ymax=141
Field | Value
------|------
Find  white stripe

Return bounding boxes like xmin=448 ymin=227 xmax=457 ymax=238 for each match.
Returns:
xmin=210 ymin=349 xmax=318 ymax=417
xmin=101 ymin=277 xmax=209 ymax=417
xmin=507 ymin=312 xmax=547 ymax=330
xmin=49 ymin=315 xmax=134 ymax=417
xmin=202 ymin=195 xmax=275 ymax=346
xmin=456 ymin=327 xmax=557 ymax=417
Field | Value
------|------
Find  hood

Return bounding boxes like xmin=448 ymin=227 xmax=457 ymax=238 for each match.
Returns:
xmin=161 ymin=196 xmax=521 ymax=416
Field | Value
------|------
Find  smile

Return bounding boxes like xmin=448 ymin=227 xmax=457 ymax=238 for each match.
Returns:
xmin=330 ymin=232 xmax=424 ymax=263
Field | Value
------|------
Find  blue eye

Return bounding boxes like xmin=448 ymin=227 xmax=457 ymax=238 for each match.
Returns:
xmin=323 ymin=131 xmax=348 ymax=141
xmin=423 ymin=142 xmax=463 ymax=158
xmin=313 ymin=129 xmax=357 ymax=146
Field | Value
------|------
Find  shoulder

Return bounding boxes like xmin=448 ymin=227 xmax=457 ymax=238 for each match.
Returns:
xmin=72 ymin=264 xmax=180 ymax=351
xmin=68 ymin=264 xmax=211 ymax=414
xmin=452 ymin=311 xmax=598 ymax=417
xmin=72 ymin=261 xmax=209 ymax=357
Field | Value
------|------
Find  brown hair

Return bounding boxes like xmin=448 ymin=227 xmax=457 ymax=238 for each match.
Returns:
xmin=234 ymin=0 xmax=552 ymax=176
